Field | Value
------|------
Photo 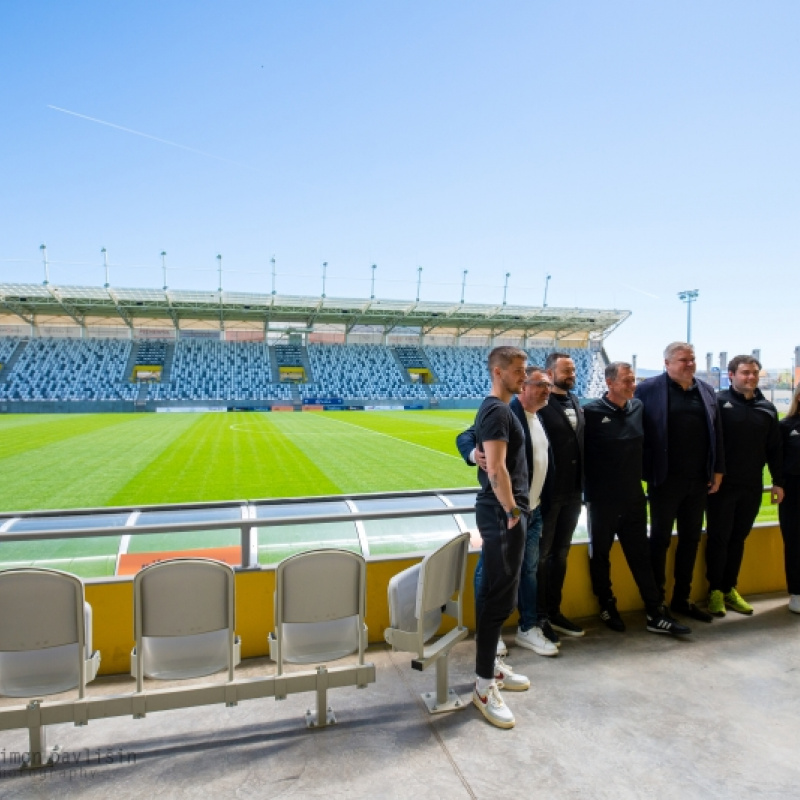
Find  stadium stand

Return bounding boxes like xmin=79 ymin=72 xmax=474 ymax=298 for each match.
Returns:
xmin=393 ymin=345 xmax=429 ymax=371
xmin=273 ymin=344 xmax=305 ymax=369
xmin=425 ymin=346 xmax=491 ymax=399
xmin=424 ymin=345 xmax=605 ymax=400
xmin=301 ymin=344 xmax=428 ymax=401
xmin=136 ymin=340 xmax=168 ymax=367
xmin=149 ymin=340 xmax=293 ymax=402
xmin=0 ymin=338 xmax=137 ymax=401
xmin=0 ymin=337 xmax=606 ymax=407
xmin=0 ymin=337 xmax=20 ymax=369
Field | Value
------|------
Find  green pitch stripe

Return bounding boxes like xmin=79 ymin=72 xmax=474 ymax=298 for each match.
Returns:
xmin=269 ymin=412 xmax=473 ymax=494
xmin=0 ymin=413 xmax=140 ymax=461
xmin=108 ymin=412 xmax=342 ymax=506
xmin=0 ymin=413 xmax=200 ymax=511
xmin=308 ymin=409 xmax=475 ymax=460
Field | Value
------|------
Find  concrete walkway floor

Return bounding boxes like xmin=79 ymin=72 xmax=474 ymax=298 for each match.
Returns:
xmin=1 ymin=592 xmax=799 ymax=799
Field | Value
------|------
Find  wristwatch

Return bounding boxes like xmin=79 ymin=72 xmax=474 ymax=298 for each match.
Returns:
xmin=506 ymin=507 xmax=522 ymax=520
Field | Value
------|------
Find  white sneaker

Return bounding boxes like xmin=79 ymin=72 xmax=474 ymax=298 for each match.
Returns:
xmin=497 ymin=637 xmax=508 ymax=657
xmin=493 ymin=658 xmax=530 ymax=691
xmin=515 ymin=626 xmax=558 ymax=657
xmin=789 ymin=595 xmax=800 ymax=615
xmin=473 ymin=681 xmax=515 ymax=728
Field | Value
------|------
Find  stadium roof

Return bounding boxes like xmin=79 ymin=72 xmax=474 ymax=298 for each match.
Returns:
xmin=0 ymin=282 xmax=630 ymax=340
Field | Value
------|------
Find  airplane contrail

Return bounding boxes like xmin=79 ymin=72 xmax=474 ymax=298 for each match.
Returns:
xmin=47 ymin=105 xmax=243 ymax=165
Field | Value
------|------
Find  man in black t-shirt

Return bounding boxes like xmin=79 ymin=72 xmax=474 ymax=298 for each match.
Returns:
xmin=471 ymin=346 xmax=531 ymax=729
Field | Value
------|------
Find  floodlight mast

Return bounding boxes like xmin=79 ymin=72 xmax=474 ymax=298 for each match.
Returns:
xmin=370 ymin=264 xmax=376 ymax=300
xmin=101 ymin=248 xmax=109 ymax=288
xmin=460 ymin=270 xmax=468 ymax=304
xmin=416 ymin=266 xmax=422 ymax=302
xmin=502 ymin=272 xmax=510 ymax=306
xmin=161 ymin=252 xmax=167 ymax=291
xmin=678 ymin=289 xmax=699 ymax=343
xmin=40 ymin=244 xmax=49 ymax=285
xmin=543 ymin=274 xmax=551 ymax=308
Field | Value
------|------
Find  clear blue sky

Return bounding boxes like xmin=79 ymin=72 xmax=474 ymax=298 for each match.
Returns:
xmin=1 ymin=1 xmax=797 ymax=369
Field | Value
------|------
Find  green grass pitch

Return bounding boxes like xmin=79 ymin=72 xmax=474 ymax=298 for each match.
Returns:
xmin=0 ymin=410 xmax=780 ymax=577
xmin=0 ymin=410 xmax=780 ymax=520
xmin=0 ymin=410 xmax=479 ymax=512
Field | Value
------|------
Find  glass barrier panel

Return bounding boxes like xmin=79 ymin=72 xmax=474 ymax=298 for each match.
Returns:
xmin=253 ymin=501 xmax=352 ymax=520
xmin=9 ymin=513 xmax=130 ymax=532
xmin=439 ymin=492 xmax=477 ymax=531
xmin=257 ymin=522 xmax=361 ymax=565
xmin=0 ymin=536 xmax=121 ymax=579
xmin=130 ymin=507 xmax=244 ymax=553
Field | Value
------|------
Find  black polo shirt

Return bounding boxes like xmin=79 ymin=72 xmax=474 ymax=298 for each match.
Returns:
xmin=667 ymin=378 xmax=709 ymax=481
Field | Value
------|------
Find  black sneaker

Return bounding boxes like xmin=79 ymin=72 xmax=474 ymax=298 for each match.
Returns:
xmin=599 ymin=601 xmax=626 ymax=632
xmin=540 ymin=619 xmax=561 ymax=647
xmin=669 ymin=601 xmax=713 ymax=624
xmin=647 ymin=610 xmax=692 ymax=636
xmin=549 ymin=612 xmax=585 ymax=637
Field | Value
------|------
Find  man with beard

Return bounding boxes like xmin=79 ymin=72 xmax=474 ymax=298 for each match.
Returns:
xmin=536 ymin=352 xmax=586 ymax=640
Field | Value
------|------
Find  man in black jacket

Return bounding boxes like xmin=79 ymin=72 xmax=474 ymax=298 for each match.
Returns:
xmin=584 ymin=361 xmax=690 ymax=635
xmin=706 ymin=355 xmax=784 ymax=616
xmin=537 ymin=352 xmax=585 ymax=638
xmin=634 ymin=342 xmax=725 ymax=623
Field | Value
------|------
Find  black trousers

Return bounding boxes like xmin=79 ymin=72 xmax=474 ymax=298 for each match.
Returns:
xmin=648 ymin=475 xmax=708 ymax=605
xmin=587 ymin=497 xmax=661 ymax=616
xmin=538 ymin=492 xmax=582 ymax=620
xmin=779 ymin=476 xmax=800 ymax=595
xmin=474 ymin=503 xmax=526 ymax=679
xmin=705 ymin=481 xmax=763 ymax=593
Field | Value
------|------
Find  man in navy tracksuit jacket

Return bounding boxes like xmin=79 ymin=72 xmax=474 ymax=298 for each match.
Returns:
xmin=634 ymin=342 xmax=725 ymax=623
xmin=705 ymin=355 xmax=783 ymax=616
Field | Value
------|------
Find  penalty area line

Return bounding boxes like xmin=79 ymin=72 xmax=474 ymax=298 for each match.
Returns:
xmin=314 ymin=414 xmax=463 ymax=461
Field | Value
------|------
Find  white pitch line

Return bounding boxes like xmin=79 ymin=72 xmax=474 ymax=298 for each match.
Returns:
xmin=311 ymin=413 xmax=464 ymax=461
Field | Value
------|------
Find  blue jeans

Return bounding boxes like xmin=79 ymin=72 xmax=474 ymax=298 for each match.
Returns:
xmin=475 ymin=505 xmax=542 ymax=634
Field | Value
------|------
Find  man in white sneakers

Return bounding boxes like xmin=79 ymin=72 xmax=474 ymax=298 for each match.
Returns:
xmin=458 ymin=365 xmax=558 ymax=660
xmin=469 ymin=346 xmax=532 ymax=728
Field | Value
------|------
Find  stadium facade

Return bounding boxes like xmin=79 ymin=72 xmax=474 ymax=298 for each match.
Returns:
xmin=0 ymin=282 xmax=630 ymax=413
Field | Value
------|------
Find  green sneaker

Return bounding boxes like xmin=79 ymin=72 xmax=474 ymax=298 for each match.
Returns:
xmin=724 ymin=588 xmax=753 ymax=615
xmin=708 ymin=589 xmax=726 ymax=617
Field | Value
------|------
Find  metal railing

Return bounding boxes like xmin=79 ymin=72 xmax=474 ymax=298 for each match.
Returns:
xmin=0 ymin=488 xmax=479 ymax=573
